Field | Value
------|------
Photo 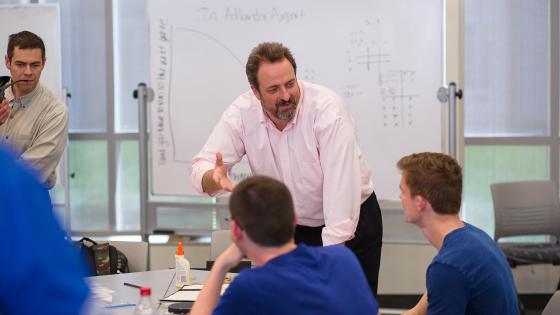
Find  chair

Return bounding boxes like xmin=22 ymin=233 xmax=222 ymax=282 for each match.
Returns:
xmin=208 ymin=230 xmax=251 ymax=273
xmin=108 ymin=241 xmax=149 ymax=272
xmin=210 ymin=230 xmax=232 ymax=260
xmin=542 ymin=291 xmax=560 ymax=315
xmin=490 ymin=180 xmax=560 ymax=288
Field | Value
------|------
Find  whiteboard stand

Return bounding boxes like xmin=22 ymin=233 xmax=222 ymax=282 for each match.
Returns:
xmin=134 ymin=82 xmax=231 ymax=244
xmin=133 ymin=83 xmax=153 ymax=242
xmin=62 ymin=87 xmax=71 ymax=232
xmin=438 ymin=82 xmax=463 ymax=158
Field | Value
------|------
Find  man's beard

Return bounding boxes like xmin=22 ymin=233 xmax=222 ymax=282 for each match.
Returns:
xmin=273 ymin=98 xmax=298 ymax=121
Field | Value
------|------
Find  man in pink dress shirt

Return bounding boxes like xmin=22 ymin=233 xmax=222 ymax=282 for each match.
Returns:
xmin=191 ymin=42 xmax=383 ymax=296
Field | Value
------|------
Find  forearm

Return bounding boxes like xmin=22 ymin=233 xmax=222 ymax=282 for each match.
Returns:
xmin=319 ymin=118 xmax=365 ymax=245
xmin=402 ymin=292 xmax=428 ymax=315
xmin=321 ymin=179 xmax=362 ymax=245
xmin=190 ymin=261 xmax=229 ymax=315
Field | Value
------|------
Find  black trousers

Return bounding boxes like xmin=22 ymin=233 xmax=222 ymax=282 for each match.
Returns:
xmin=294 ymin=191 xmax=383 ymax=297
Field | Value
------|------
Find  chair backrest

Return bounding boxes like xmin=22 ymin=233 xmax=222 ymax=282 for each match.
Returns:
xmin=210 ymin=230 xmax=232 ymax=260
xmin=108 ymin=241 xmax=149 ymax=272
xmin=490 ymin=180 xmax=560 ymax=241
xmin=542 ymin=291 xmax=560 ymax=315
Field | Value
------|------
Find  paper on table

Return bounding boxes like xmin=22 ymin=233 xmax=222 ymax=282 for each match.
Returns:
xmin=89 ymin=282 xmax=115 ymax=303
xmin=160 ymin=284 xmax=230 ymax=302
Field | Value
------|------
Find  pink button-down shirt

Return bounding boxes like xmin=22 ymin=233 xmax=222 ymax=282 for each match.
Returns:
xmin=191 ymin=81 xmax=374 ymax=245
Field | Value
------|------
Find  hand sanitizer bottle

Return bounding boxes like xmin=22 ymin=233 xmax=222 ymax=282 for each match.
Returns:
xmin=175 ymin=242 xmax=190 ymax=287
xmin=133 ymin=287 xmax=156 ymax=315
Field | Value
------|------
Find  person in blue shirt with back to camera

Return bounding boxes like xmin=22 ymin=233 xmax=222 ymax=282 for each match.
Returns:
xmin=397 ymin=152 xmax=519 ymax=315
xmin=190 ymin=175 xmax=379 ymax=315
xmin=0 ymin=146 xmax=91 ymax=315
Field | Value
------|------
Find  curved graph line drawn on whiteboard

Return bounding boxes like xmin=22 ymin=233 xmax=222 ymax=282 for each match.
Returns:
xmin=175 ymin=27 xmax=244 ymax=66
xmin=169 ymin=27 xmax=246 ymax=163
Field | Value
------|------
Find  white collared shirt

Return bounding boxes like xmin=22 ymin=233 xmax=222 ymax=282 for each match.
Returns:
xmin=191 ymin=81 xmax=373 ymax=245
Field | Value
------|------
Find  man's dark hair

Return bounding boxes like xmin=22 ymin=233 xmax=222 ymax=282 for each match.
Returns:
xmin=229 ymin=175 xmax=295 ymax=247
xmin=397 ymin=152 xmax=463 ymax=215
xmin=7 ymin=31 xmax=46 ymax=62
xmin=245 ymin=42 xmax=297 ymax=89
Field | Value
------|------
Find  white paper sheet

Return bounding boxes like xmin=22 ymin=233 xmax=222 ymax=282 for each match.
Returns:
xmin=161 ymin=284 xmax=230 ymax=302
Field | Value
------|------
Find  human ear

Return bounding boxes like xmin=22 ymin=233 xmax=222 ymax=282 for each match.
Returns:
xmin=231 ymin=220 xmax=243 ymax=242
xmin=415 ymin=195 xmax=428 ymax=211
xmin=250 ymin=85 xmax=262 ymax=101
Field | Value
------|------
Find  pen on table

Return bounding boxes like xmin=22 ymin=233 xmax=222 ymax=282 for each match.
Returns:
xmin=105 ymin=303 xmax=136 ymax=309
xmin=123 ymin=282 xmax=142 ymax=289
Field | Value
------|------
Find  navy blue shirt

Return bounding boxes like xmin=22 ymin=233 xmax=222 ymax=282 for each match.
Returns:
xmin=213 ymin=244 xmax=378 ymax=315
xmin=0 ymin=147 xmax=90 ymax=315
xmin=427 ymin=223 xmax=519 ymax=315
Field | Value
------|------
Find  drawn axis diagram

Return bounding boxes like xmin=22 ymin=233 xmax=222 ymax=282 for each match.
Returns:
xmin=343 ymin=20 xmax=419 ymax=128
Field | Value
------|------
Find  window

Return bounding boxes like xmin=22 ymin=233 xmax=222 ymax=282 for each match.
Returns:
xmin=38 ymin=0 xmax=220 ymax=236
xmin=462 ymin=0 xmax=555 ymax=240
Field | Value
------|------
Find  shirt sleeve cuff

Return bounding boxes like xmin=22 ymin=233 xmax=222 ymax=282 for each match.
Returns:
xmin=321 ymin=218 xmax=357 ymax=245
xmin=190 ymin=160 xmax=214 ymax=195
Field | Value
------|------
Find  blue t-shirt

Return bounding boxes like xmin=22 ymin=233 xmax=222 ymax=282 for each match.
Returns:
xmin=427 ymin=222 xmax=519 ymax=315
xmin=0 ymin=148 xmax=90 ymax=315
xmin=213 ymin=244 xmax=378 ymax=315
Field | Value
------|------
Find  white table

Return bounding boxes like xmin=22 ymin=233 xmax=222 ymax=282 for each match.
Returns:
xmin=88 ymin=269 xmax=211 ymax=314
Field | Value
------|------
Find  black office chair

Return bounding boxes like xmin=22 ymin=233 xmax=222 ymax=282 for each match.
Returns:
xmin=490 ymin=180 xmax=560 ymax=290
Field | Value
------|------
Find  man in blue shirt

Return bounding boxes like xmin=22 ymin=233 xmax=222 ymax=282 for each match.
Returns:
xmin=190 ymin=175 xmax=379 ymax=315
xmin=0 ymin=146 xmax=90 ymax=315
xmin=397 ymin=152 xmax=519 ymax=315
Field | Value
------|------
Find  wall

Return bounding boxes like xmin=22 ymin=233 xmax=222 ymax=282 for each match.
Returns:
xmin=149 ymin=242 xmax=559 ymax=294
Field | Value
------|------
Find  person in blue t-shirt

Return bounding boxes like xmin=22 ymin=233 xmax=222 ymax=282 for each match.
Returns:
xmin=397 ymin=152 xmax=519 ymax=315
xmin=0 ymin=146 xmax=90 ymax=315
xmin=190 ymin=175 xmax=379 ymax=315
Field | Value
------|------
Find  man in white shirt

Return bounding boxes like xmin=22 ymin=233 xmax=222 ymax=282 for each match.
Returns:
xmin=0 ymin=30 xmax=68 ymax=189
xmin=191 ymin=42 xmax=383 ymax=295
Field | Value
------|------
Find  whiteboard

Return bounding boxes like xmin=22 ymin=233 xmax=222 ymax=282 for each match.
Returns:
xmin=148 ymin=0 xmax=444 ymax=202
xmin=0 ymin=4 xmax=62 ymax=98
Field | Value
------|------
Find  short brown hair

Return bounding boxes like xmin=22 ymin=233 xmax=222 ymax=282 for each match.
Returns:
xmin=7 ymin=31 xmax=45 ymax=62
xmin=229 ymin=175 xmax=294 ymax=247
xmin=245 ymin=42 xmax=297 ymax=89
xmin=397 ymin=152 xmax=463 ymax=215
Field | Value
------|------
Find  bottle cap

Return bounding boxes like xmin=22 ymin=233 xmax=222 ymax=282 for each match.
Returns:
xmin=176 ymin=242 xmax=184 ymax=255
xmin=140 ymin=287 xmax=151 ymax=296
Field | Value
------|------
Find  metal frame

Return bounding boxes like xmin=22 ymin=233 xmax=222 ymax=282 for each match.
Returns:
xmin=65 ymin=0 xmax=144 ymax=236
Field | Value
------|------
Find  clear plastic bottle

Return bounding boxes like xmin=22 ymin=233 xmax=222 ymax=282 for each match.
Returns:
xmin=133 ymin=287 xmax=156 ymax=315
xmin=175 ymin=242 xmax=191 ymax=287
